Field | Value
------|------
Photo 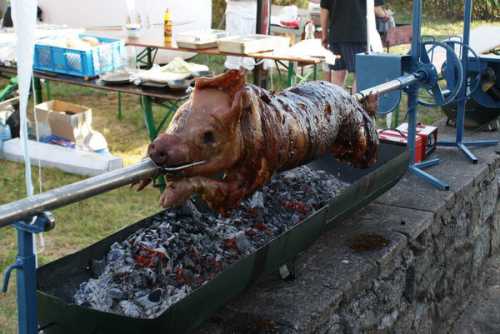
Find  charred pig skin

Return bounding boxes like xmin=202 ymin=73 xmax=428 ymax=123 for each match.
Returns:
xmin=138 ymin=70 xmax=379 ymax=213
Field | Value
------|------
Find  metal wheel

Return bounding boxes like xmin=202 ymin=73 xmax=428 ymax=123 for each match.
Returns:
xmin=417 ymin=40 xmax=464 ymax=107
xmin=441 ymin=40 xmax=482 ymax=97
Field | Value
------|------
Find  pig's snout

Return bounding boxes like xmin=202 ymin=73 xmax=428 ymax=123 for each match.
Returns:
xmin=148 ymin=134 xmax=189 ymax=168
xmin=149 ymin=142 xmax=169 ymax=166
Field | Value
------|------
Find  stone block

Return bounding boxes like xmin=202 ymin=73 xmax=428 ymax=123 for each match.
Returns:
xmin=492 ymin=209 xmax=500 ymax=254
xmin=472 ymin=223 xmax=491 ymax=274
xmin=196 ymin=125 xmax=500 ymax=334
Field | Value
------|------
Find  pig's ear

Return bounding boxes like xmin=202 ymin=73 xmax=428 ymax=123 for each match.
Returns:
xmin=194 ymin=69 xmax=247 ymax=100
xmin=361 ymin=93 xmax=378 ymax=117
xmin=228 ymin=87 xmax=254 ymax=125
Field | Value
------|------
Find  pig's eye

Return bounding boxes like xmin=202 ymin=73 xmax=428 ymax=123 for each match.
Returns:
xmin=203 ymin=131 xmax=216 ymax=145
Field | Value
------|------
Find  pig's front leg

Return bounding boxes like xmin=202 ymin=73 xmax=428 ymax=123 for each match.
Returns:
xmin=160 ymin=177 xmax=243 ymax=211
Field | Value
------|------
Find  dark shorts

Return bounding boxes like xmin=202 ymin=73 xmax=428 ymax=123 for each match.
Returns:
xmin=329 ymin=42 xmax=367 ymax=73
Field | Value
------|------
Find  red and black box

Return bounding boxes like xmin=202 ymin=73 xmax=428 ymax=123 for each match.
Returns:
xmin=378 ymin=123 xmax=438 ymax=163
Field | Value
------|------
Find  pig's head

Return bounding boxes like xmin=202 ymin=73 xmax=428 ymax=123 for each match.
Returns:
xmin=148 ymin=69 xmax=248 ymax=177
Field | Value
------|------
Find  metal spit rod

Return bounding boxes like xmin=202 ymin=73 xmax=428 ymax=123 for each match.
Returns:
xmin=0 ymin=159 xmax=158 ymax=228
xmin=354 ymin=73 xmax=420 ymax=102
xmin=0 ymin=73 xmax=422 ymax=229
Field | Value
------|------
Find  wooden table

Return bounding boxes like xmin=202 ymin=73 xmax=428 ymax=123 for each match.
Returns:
xmin=89 ymin=27 xmax=323 ymax=86
xmin=0 ymin=65 xmax=189 ymax=142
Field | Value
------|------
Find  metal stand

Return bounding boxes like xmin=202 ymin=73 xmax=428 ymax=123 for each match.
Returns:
xmin=2 ymin=213 xmax=55 ymax=334
xmin=436 ymin=0 xmax=498 ymax=163
xmin=406 ymin=0 xmax=448 ymax=189
xmin=0 ymin=159 xmax=161 ymax=333
xmin=407 ymin=85 xmax=449 ymax=190
xmin=357 ymin=0 xmax=455 ymax=190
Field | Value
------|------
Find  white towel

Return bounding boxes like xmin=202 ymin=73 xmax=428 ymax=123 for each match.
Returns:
xmin=224 ymin=0 xmax=257 ymax=70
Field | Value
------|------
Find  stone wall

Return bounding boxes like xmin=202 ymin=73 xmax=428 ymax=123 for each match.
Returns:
xmin=197 ymin=128 xmax=500 ymax=334
xmin=323 ymin=158 xmax=500 ymax=334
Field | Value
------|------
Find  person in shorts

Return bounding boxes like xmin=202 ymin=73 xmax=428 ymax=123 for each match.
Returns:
xmin=320 ymin=0 xmax=389 ymax=92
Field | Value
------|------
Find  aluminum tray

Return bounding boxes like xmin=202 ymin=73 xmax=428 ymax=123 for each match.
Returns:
xmin=37 ymin=143 xmax=408 ymax=334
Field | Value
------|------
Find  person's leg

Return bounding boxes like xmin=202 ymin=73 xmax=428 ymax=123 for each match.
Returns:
xmin=344 ymin=43 xmax=367 ymax=93
xmin=331 ymin=70 xmax=347 ymax=86
xmin=323 ymin=65 xmax=332 ymax=82
xmin=328 ymin=43 xmax=348 ymax=86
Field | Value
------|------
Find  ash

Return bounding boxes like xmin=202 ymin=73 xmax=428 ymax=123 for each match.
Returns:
xmin=74 ymin=166 xmax=348 ymax=318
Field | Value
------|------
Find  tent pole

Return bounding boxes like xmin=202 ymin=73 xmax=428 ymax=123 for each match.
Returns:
xmin=253 ymin=0 xmax=271 ymax=88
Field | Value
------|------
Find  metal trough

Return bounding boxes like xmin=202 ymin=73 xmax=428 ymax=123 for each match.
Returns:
xmin=36 ymin=143 xmax=408 ymax=334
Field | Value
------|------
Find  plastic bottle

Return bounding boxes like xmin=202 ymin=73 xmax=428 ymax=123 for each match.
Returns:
xmin=0 ymin=123 xmax=12 ymax=152
xmin=163 ymin=9 xmax=172 ymax=45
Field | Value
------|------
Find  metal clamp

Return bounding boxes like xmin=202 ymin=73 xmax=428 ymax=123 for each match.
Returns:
xmin=1 ymin=212 xmax=55 ymax=294
xmin=14 ymin=212 xmax=55 ymax=234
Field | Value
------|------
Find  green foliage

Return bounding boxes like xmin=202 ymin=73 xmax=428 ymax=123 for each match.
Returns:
xmin=212 ymin=0 xmax=499 ymax=26
xmin=387 ymin=0 xmax=500 ymax=21
xmin=272 ymin=0 xmax=309 ymax=8
xmin=212 ymin=0 xmax=226 ymax=29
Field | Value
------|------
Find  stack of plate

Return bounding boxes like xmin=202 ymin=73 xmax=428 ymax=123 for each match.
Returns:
xmin=99 ymin=59 xmax=213 ymax=91
xmin=133 ymin=58 xmax=212 ymax=90
xmin=100 ymin=70 xmax=131 ymax=85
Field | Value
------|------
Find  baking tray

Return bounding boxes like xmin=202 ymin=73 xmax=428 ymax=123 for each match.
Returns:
xmin=37 ymin=143 xmax=408 ymax=334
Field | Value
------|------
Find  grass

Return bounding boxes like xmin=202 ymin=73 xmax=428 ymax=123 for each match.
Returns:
xmin=0 ymin=83 xmax=163 ymax=334
xmin=1 ymin=15 xmax=498 ymax=333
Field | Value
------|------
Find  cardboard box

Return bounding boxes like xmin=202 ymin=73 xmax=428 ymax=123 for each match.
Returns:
xmin=377 ymin=123 xmax=438 ymax=163
xmin=35 ymin=100 xmax=92 ymax=141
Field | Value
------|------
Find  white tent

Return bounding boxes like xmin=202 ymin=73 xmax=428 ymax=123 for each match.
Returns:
xmin=3 ymin=0 xmax=213 ymax=63
xmin=3 ymin=0 xmax=212 ymax=30
xmin=11 ymin=0 xmax=37 ymax=199
xmin=37 ymin=0 xmax=212 ymax=31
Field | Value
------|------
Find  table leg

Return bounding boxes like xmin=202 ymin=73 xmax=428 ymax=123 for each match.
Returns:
xmin=155 ymin=103 xmax=176 ymax=133
xmin=117 ymin=92 xmax=123 ymax=120
xmin=313 ymin=64 xmax=317 ymax=81
xmin=142 ymin=96 xmax=156 ymax=141
xmin=0 ymin=76 xmax=18 ymax=101
xmin=287 ymin=61 xmax=296 ymax=87
xmin=146 ymin=48 xmax=153 ymax=68
xmin=44 ymin=80 xmax=51 ymax=101
xmin=141 ymin=96 xmax=165 ymax=191
xmin=33 ymin=78 xmax=43 ymax=103
xmin=136 ymin=48 xmax=147 ymax=67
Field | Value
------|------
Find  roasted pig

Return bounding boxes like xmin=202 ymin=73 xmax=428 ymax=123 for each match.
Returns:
xmin=136 ymin=70 xmax=379 ymax=213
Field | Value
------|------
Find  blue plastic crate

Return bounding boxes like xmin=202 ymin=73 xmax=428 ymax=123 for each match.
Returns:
xmin=34 ymin=34 xmax=126 ymax=78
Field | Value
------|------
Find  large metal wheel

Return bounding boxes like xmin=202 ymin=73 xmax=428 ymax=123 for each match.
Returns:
xmin=417 ymin=40 xmax=464 ymax=107
xmin=442 ymin=40 xmax=482 ymax=97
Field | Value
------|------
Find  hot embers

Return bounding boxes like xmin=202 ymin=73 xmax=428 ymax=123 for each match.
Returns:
xmin=74 ymin=166 xmax=348 ymax=319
